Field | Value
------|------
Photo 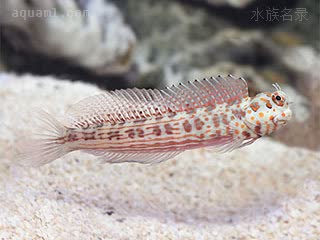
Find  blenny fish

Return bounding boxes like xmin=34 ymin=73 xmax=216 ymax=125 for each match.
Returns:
xmin=18 ymin=75 xmax=292 ymax=167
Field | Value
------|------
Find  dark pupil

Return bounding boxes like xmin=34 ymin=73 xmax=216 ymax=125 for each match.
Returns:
xmin=276 ymin=96 xmax=281 ymax=101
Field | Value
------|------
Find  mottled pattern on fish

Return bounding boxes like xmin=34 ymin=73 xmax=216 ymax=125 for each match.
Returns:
xmin=18 ymin=75 xmax=292 ymax=167
xmin=63 ymin=103 xmax=243 ymax=150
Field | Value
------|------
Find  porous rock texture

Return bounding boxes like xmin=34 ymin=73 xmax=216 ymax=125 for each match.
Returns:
xmin=0 ymin=74 xmax=319 ymax=239
xmin=0 ymin=0 xmax=136 ymax=75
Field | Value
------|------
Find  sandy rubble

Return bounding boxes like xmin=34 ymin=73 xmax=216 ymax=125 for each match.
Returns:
xmin=0 ymin=74 xmax=319 ymax=239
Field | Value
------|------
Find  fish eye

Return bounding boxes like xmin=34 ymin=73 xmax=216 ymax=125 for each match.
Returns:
xmin=272 ymin=93 xmax=285 ymax=107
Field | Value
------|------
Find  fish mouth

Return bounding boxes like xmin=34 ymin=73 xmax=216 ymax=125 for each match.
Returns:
xmin=272 ymin=118 xmax=287 ymax=126
xmin=277 ymin=120 xmax=287 ymax=125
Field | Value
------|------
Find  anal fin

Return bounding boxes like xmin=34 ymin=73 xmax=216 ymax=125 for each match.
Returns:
xmin=84 ymin=150 xmax=183 ymax=164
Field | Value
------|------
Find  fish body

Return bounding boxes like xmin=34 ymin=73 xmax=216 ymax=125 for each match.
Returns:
xmin=65 ymin=100 xmax=252 ymax=152
xmin=18 ymin=76 xmax=292 ymax=167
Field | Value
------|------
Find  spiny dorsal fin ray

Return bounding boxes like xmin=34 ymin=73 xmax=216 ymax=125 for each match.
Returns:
xmin=66 ymin=88 xmax=175 ymax=127
xmin=161 ymin=75 xmax=248 ymax=111
xmin=65 ymin=75 xmax=248 ymax=127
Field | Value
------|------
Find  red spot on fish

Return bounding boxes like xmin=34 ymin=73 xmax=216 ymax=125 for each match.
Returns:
xmin=266 ymin=101 xmax=272 ymax=109
xmin=194 ymin=118 xmax=204 ymax=130
xmin=164 ymin=124 xmax=174 ymax=134
xmin=125 ymin=129 xmax=135 ymax=138
xmin=67 ymin=133 xmax=78 ymax=142
xmin=107 ymin=131 xmax=122 ymax=140
xmin=136 ymin=128 xmax=144 ymax=137
xmin=153 ymin=127 xmax=161 ymax=136
xmin=84 ymin=135 xmax=95 ymax=141
xmin=183 ymin=120 xmax=192 ymax=133
xmin=222 ymin=114 xmax=229 ymax=125
xmin=213 ymin=114 xmax=220 ymax=128
xmin=146 ymin=126 xmax=162 ymax=136
xmin=242 ymin=131 xmax=250 ymax=138
xmin=250 ymin=102 xmax=260 ymax=112
xmin=254 ymin=126 xmax=261 ymax=135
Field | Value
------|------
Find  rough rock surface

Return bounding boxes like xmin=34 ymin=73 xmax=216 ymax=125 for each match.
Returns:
xmin=0 ymin=0 xmax=136 ymax=75
xmin=0 ymin=74 xmax=319 ymax=239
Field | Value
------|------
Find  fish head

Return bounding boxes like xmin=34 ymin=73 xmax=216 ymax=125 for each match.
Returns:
xmin=243 ymin=86 xmax=292 ymax=136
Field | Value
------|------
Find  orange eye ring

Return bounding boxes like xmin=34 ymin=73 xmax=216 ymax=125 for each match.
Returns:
xmin=272 ymin=94 xmax=285 ymax=107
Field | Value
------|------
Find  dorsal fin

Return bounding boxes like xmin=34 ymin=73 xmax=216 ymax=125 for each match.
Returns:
xmin=161 ymin=75 xmax=248 ymax=111
xmin=66 ymin=88 xmax=175 ymax=127
xmin=66 ymin=75 xmax=248 ymax=127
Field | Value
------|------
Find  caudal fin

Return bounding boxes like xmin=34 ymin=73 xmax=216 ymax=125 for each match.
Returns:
xmin=17 ymin=110 xmax=69 ymax=167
